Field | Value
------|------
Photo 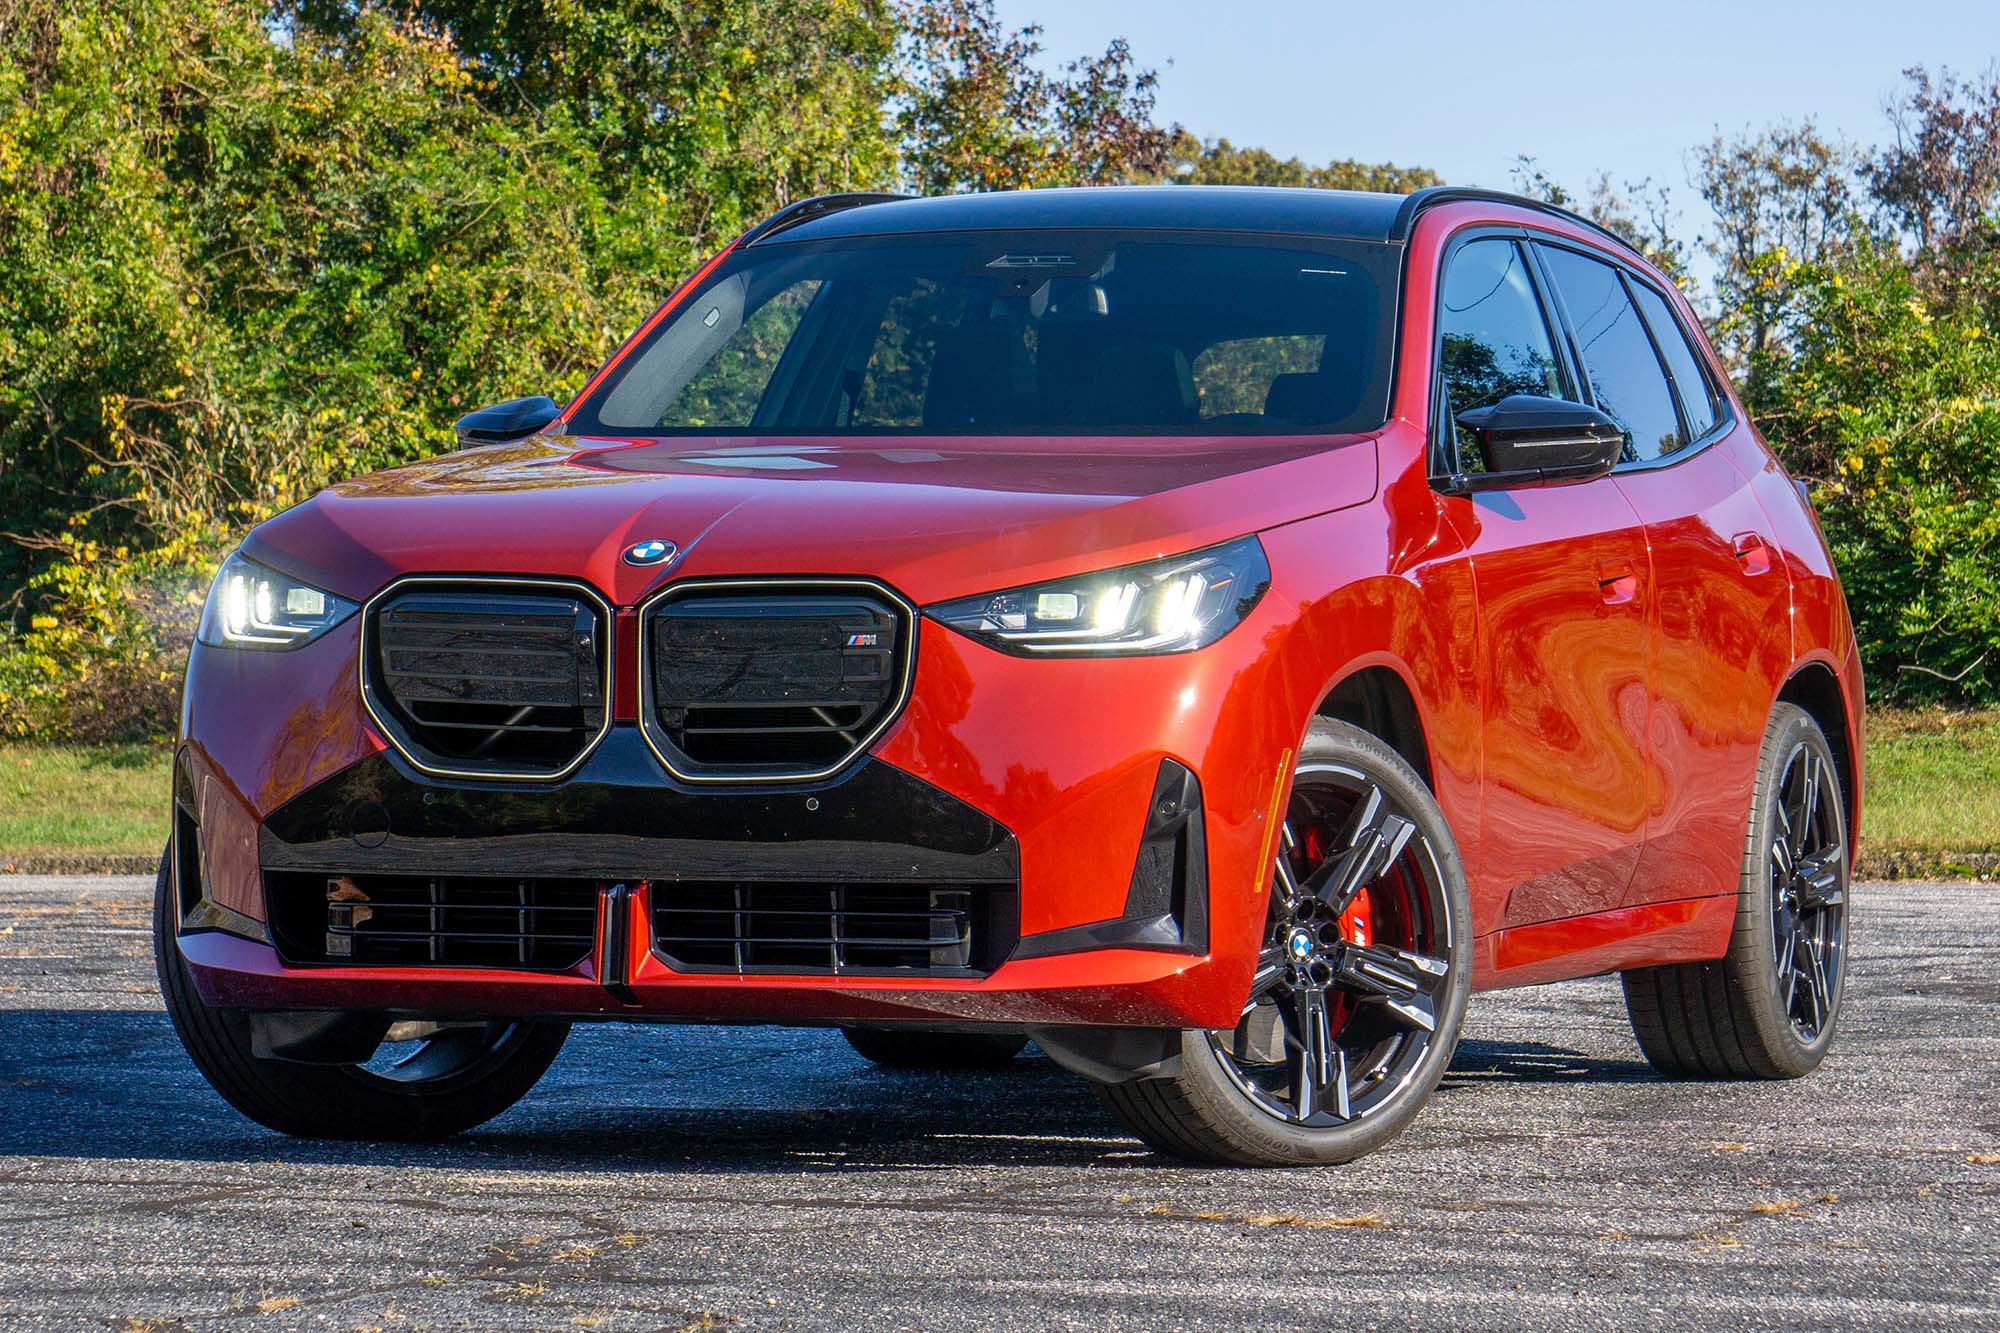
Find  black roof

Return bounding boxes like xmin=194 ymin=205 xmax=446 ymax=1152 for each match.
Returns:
xmin=746 ymin=185 xmax=1636 ymax=257
xmin=757 ymin=186 xmax=1412 ymax=246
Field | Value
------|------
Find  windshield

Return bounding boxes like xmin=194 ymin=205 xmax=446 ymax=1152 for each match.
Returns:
xmin=571 ymin=230 xmax=1400 ymax=438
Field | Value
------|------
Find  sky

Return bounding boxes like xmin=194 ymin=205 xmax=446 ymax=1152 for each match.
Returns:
xmin=993 ymin=0 xmax=1999 ymax=281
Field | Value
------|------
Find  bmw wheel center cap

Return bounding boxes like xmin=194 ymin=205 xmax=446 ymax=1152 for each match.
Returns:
xmin=623 ymin=539 xmax=678 ymax=567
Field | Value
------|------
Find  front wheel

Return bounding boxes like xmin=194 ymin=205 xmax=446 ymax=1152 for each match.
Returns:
xmin=154 ymin=850 xmax=570 ymax=1139
xmin=1096 ymin=719 xmax=1472 ymax=1166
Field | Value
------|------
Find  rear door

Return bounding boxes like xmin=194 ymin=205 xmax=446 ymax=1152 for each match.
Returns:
xmin=1533 ymin=242 xmax=1792 ymax=907
xmin=1432 ymin=234 xmax=1654 ymax=927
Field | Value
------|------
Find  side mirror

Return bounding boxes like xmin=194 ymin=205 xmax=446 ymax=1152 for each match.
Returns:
xmin=453 ymin=395 xmax=562 ymax=449
xmin=1439 ymin=395 xmax=1625 ymax=494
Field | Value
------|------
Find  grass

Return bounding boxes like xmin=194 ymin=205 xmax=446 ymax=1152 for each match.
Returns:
xmin=1862 ymin=709 xmax=2000 ymax=870
xmin=0 ymin=742 xmax=170 ymax=863
xmin=0 ymin=710 xmax=1995 ymax=874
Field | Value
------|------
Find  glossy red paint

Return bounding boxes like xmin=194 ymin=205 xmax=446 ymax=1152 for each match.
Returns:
xmin=175 ymin=192 xmax=1862 ymax=1036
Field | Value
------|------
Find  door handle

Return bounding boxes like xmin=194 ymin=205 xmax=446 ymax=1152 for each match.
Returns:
xmin=1597 ymin=558 xmax=1639 ymax=605
xmin=1733 ymin=532 xmax=1773 ymax=576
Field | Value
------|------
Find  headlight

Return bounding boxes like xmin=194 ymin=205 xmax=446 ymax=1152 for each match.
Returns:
xmin=927 ymin=536 xmax=1270 ymax=656
xmin=196 ymin=550 xmax=357 ymax=650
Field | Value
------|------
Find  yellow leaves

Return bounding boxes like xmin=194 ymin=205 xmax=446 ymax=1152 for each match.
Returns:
xmin=27 ymin=617 xmax=55 ymax=632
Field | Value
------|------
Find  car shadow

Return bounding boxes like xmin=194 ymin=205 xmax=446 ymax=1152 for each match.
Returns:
xmin=2 ymin=1009 xmax=1655 ymax=1172
xmin=1441 ymin=1037 xmax=1658 ymax=1086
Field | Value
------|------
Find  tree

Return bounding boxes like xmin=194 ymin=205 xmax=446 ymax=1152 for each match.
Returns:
xmin=1690 ymin=122 xmax=1858 ymax=374
xmin=1864 ymin=64 xmax=2000 ymax=254
xmin=892 ymin=0 xmax=1173 ymax=193
xmin=1158 ymin=133 xmax=1439 ymax=194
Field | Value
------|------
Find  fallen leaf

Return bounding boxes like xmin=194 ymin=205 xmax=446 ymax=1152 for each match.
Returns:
xmin=256 ymin=1296 xmax=302 ymax=1314
xmin=1969 ymin=1153 xmax=2000 ymax=1164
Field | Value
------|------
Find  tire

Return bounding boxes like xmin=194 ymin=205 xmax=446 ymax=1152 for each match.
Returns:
xmin=842 ymin=1026 xmax=1028 ymax=1070
xmin=1622 ymin=703 xmax=1851 ymax=1079
xmin=153 ymin=849 xmax=571 ymax=1138
xmin=1096 ymin=718 xmax=1473 ymax=1166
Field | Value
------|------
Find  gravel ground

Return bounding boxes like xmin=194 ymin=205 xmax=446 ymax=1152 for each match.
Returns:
xmin=0 ymin=875 xmax=1994 ymax=1331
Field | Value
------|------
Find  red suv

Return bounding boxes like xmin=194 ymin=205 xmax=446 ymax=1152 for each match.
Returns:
xmin=157 ymin=186 xmax=1861 ymax=1166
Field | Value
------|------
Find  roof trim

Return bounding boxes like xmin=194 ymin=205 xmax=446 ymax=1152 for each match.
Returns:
xmin=739 ymin=192 xmax=910 ymax=247
xmin=1389 ymin=186 xmax=1638 ymax=254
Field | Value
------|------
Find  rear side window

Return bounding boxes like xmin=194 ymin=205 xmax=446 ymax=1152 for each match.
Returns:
xmin=1537 ymin=245 xmax=1682 ymax=464
xmin=1630 ymin=281 xmax=1719 ymax=443
xmin=1435 ymin=238 xmax=1566 ymax=464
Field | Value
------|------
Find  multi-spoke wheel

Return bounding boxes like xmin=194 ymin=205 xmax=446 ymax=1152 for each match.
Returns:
xmin=1096 ymin=719 xmax=1471 ymax=1165
xmin=1623 ymin=703 xmax=1851 ymax=1079
xmin=154 ymin=850 xmax=570 ymax=1138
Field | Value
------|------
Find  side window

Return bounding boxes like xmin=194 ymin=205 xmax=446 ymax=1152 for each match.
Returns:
xmin=1436 ymin=238 xmax=1566 ymax=466
xmin=1630 ymin=281 xmax=1719 ymax=444
xmin=1537 ymin=246 xmax=1682 ymax=463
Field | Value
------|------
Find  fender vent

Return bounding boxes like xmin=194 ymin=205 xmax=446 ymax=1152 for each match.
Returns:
xmin=364 ymin=582 xmax=608 ymax=779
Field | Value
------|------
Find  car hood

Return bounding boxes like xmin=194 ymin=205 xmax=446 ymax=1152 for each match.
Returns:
xmin=247 ymin=432 xmax=1381 ymax=606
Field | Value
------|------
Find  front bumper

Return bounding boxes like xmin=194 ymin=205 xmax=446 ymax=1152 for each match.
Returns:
xmin=175 ymin=586 xmax=1306 ymax=1032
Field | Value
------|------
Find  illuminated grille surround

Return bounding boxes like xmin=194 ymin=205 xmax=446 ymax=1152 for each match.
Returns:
xmin=358 ymin=575 xmax=615 ymax=783
xmin=637 ymin=577 xmax=919 ymax=784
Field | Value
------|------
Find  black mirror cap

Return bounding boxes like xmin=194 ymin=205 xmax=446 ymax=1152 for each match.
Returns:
xmin=1442 ymin=395 xmax=1625 ymax=494
xmin=453 ymin=395 xmax=562 ymax=448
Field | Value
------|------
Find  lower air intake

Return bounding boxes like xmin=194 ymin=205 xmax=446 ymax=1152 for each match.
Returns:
xmin=653 ymin=882 xmax=1007 ymax=976
xmin=266 ymin=872 xmax=599 ymax=970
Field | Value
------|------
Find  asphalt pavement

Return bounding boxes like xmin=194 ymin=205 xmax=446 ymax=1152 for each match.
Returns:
xmin=0 ymin=874 xmax=1994 ymax=1330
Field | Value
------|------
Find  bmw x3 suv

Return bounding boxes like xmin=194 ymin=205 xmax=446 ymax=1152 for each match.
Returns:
xmin=157 ymin=186 xmax=1861 ymax=1166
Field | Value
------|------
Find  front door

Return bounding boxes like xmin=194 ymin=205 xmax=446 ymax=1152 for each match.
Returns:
xmin=1432 ymin=235 xmax=1654 ymax=926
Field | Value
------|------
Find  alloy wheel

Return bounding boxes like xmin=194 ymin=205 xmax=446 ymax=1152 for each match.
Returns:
xmin=1207 ymin=761 xmax=1458 ymax=1126
xmin=1768 ymin=744 xmax=1848 ymax=1042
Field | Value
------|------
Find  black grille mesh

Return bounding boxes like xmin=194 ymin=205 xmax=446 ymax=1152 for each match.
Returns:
xmin=266 ymin=872 xmax=599 ymax=970
xmin=369 ymin=586 xmax=604 ymax=775
xmin=647 ymin=589 xmax=907 ymax=775
xmin=653 ymin=882 xmax=997 ymax=975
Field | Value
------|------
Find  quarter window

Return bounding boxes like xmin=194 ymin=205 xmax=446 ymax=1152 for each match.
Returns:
xmin=1630 ymin=281 xmax=1719 ymax=445
xmin=1436 ymin=238 xmax=1567 ymax=465
xmin=1537 ymin=246 xmax=1682 ymax=464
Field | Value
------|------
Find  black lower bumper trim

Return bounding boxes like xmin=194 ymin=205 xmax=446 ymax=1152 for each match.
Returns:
xmin=1012 ymin=758 xmax=1208 ymax=960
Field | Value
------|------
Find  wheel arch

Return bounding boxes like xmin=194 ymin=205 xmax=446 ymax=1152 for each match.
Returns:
xmin=1776 ymin=658 xmax=1859 ymax=849
xmin=1313 ymin=661 xmax=1436 ymax=792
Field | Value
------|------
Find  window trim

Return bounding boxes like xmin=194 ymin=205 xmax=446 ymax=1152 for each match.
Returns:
xmin=1424 ymin=224 xmax=1582 ymax=481
xmin=1524 ymin=232 xmax=1736 ymax=476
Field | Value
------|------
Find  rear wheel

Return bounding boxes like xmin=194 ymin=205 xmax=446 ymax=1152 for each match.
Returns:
xmin=841 ymin=1027 xmax=1028 ymax=1070
xmin=153 ymin=850 xmax=570 ymax=1138
xmin=1096 ymin=719 xmax=1472 ymax=1166
xmin=1622 ymin=703 xmax=1851 ymax=1078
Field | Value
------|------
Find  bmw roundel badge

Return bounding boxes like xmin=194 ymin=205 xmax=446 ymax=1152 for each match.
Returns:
xmin=622 ymin=539 xmax=679 ymax=567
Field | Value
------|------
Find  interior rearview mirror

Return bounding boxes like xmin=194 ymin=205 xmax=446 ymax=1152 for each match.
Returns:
xmin=453 ymin=395 xmax=562 ymax=449
xmin=1440 ymin=395 xmax=1625 ymax=494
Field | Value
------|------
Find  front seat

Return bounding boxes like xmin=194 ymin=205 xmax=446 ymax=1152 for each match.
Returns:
xmin=1091 ymin=340 xmax=1198 ymax=428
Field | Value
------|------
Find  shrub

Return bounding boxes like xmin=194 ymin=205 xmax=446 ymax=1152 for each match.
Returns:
xmin=1750 ymin=228 xmax=2000 ymax=703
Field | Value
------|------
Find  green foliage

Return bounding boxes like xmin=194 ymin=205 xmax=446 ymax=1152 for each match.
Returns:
xmin=893 ymin=0 xmax=1171 ymax=193
xmin=0 ymin=0 xmax=905 ymax=739
xmin=1750 ymin=228 xmax=2000 ymax=703
xmin=1162 ymin=134 xmax=1439 ymax=195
